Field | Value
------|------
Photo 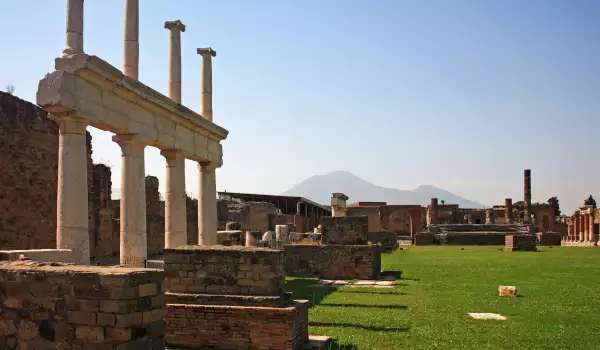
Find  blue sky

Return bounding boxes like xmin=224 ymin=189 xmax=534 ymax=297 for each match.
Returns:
xmin=1 ymin=0 xmax=599 ymax=213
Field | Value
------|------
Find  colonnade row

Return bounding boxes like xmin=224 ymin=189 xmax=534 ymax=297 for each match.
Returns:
xmin=565 ymin=213 xmax=596 ymax=243
xmin=56 ymin=0 xmax=221 ymax=267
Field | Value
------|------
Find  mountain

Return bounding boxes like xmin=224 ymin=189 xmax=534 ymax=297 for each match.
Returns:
xmin=281 ymin=170 xmax=485 ymax=208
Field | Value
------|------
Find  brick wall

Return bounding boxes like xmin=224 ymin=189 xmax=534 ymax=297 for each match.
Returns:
xmin=0 ymin=261 xmax=165 ymax=349
xmin=164 ymin=246 xmax=285 ymax=296
xmin=284 ymin=245 xmax=381 ymax=280
xmin=505 ymin=235 xmax=537 ymax=251
xmin=166 ymin=301 xmax=309 ymax=350
xmin=320 ymin=216 xmax=369 ymax=245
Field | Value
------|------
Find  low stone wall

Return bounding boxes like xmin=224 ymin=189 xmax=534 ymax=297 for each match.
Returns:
xmin=284 ymin=245 xmax=381 ymax=280
xmin=537 ymin=232 xmax=562 ymax=246
xmin=216 ymin=230 xmax=244 ymax=246
xmin=0 ymin=261 xmax=165 ymax=349
xmin=164 ymin=245 xmax=284 ymax=296
xmin=440 ymin=233 xmax=507 ymax=245
xmin=166 ymin=301 xmax=309 ymax=350
xmin=320 ymin=216 xmax=369 ymax=245
xmin=505 ymin=235 xmax=537 ymax=251
xmin=365 ymin=232 xmax=398 ymax=252
xmin=288 ymin=232 xmax=321 ymax=245
xmin=414 ymin=232 xmax=434 ymax=245
xmin=0 ymin=249 xmax=77 ymax=263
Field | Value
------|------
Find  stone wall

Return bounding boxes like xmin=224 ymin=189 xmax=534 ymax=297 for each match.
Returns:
xmin=0 ymin=92 xmax=58 ymax=249
xmin=320 ymin=216 xmax=369 ymax=245
xmin=218 ymin=200 xmax=277 ymax=232
xmin=505 ymin=234 xmax=537 ymax=251
xmin=0 ymin=261 xmax=165 ymax=349
xmin=365 ymin=232 xmax=398 ymax=252
xmin=284 ymin=245 xmax=381 ymax=280
xmin=163 ymin=246 xmax=285 ymax=296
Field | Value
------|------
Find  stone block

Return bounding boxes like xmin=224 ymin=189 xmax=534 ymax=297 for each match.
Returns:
xmin=537 ymin=232 xmax=562 ymax=246
xmin=414 ymin=232 xmax=434 ymax=245
xmin=499 ymin=285 xmax=517 ymax=297
xmin=365 ymin=232 xmax=399 ymax=252
xmin=320 ymin=216 xmax=369 ymax=245
xmin=284 ymin=245 xmax=381 ymax=280
xmin=505 ymin=234 xmax=537 ymax=251
xmin=163 ymin=245 xmax=285 ymax=296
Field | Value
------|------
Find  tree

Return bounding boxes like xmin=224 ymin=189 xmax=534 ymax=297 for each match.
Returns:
xmin=4 ymin=83 xmax=15 ymax=95
xmin=585 ymin=195 xmax=597 ymax=209
xmin=547 ymin=196 xmax=560 ymax=216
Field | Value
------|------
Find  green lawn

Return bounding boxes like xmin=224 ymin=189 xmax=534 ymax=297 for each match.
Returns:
xmin=286 ymin=246 xmax=600 ymax=349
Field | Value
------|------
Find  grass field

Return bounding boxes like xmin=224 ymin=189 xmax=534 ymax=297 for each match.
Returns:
xmin=286 ymin=246 xmax=600 ymax=349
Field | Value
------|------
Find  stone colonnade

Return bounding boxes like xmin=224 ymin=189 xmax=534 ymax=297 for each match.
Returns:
xmin=564 ymin=211 xmax=596 ymax=246
xmin=53 ymin=0 xmax=224 ymax=266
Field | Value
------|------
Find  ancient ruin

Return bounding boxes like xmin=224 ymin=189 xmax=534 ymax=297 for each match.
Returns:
xmin=36 ymin=0 xmax=228 ymax=267
xmin=562 ymin=201 xmax=598 ymax=247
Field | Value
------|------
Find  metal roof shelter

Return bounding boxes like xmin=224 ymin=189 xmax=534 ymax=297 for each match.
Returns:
xmin=217 ymin=191 xmax=331 ymax=217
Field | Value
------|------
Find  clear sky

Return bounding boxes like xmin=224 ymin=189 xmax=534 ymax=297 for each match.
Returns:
xmin=1 ymin=0 xmax=599 ymax=214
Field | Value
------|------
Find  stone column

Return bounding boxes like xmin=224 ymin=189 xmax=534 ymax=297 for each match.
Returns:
xmin=197 ymin=47 xmax=217 ymax=122
xmin=589 ymin=213 xmax=596 ymax=244
xmin=245 ymin=231 xmax=257 ymax=247
xmin=485 ymin=208 xmax=493 ymax=224
xmin=164 ymin=20 xmax=186 ymax=103
xmin=429 ymin=198 xmax=439 ymax=225
xmin=113 ymin=134 xmax=147 ymax=267
xmin=63 ymin=0 xmax=84 ymax=55
xmin=504 ymin=198 xmax=512 ymax=224
xmin=198 ymin=162 xmax=217 ymax=245
xmin=578 ymin=215 xmax=584 ymax=242
xmin=524 ymin=169 xmax=532 ymax=224
xmin=275 ymin=225 xmax=290 ymax=250
xmin=161 ymin=150 xmax=187 ymax=248
xmin=124 ymin=0 xmax=139 ymax=79
xmin=296 ymin=201 xmax=301 ymax=216
xmin=53 ymin=115 xmax=90 ymax=265
xmin=584 ymin=215 xmax=590 ymax=242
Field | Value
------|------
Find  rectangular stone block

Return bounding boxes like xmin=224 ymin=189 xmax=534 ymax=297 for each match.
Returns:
xmin=164 ymin=245 xmax=285 ymax=296
xmin=284 ymin=245 xmax=381 ymax=280
xmin=505 ymin=234 xmax=537 ymax=251
xmin=0 ymin=261 xmax=166 ymax=349
xmin=320 ymin=216 xmax=369 ymax=245
xmin=0 ymin=249 xmax=78 ymax=263
xmin=537 ymin=232 xmax=562 ymax=246
xmin=414 ymin=232 xmax=434 ymax=245
xmin=499 ymin=285 xmax=517 ymax=297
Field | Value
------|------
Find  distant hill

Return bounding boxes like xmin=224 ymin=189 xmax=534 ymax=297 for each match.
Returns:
xmin=281 ymin=170 xmax=485 ymax=208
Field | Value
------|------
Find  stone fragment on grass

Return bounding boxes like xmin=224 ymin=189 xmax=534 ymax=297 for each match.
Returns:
xmin=499 ymin=285 xmax=517 ymax=297
xmin=468 ymin=313 xmax=507 ymax=320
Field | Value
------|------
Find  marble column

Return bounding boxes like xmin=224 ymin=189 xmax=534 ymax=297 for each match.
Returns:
xmin=524 ymin=169 xmax=532 ymax=224
xmin=164 ymin=20 xmax=186 ymax=103
xmin=504 ymin=198 xmax=512 ymax=224
xmin=197 ymin=47 xmax=217 ymax=122
xmin=53 ymin=115 xmax=90 ymax=265
xmin=64 ymin=0 xmax=84 ymax=55
xmin=161 ymin=150 xmax=187 ymax=249
xmin=124 ymin=0 xmax=139 ymax=79
xmin=198 ymin=162 xmax=217 ymax=245
xmin=113 ymin=134 xmax=147 ymax=267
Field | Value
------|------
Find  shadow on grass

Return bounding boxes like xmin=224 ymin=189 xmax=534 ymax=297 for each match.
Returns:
xmin=310 ymin=322 xmax=410 ymax=332
xmin=286 ymin=278 xmax=337 ymax=307
xmin=318 ymin=303 xmax=408 ymax=310
xmin=335 ymin=289 xmax=407 ymax=295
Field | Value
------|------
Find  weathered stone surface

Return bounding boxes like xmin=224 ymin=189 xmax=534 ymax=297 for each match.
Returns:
xmin=537 ymin=232 xmax=562 ymax=246
xmin=0 ymin=261 xmax=165 ymax=349
xmin=320 ymin=216 xmax=369 ymax=245
xmin=414 ymin=232 xmax=434 ymax=245
xmin=499 ymin=285 xmax=517 ymax=297
xmin=217 ymin=230 xmax=244 ymax=246
xmin=365 ymin=232 xmax=398 ymax=252
xmin=0 ymin=249 xmax=77 ymax=263
xmin=284 ymin=245 xmax=381 ymax=280
xmin=163 ymin=245 xmax=285 ymax=296
xmin=505 ymin=234 xmax=537 ymax=251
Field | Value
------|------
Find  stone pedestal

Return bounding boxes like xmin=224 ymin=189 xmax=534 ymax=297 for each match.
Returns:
xmin=163 ymin=246 xmax=309 ymax=349
xmin=504 ymin=234 xmax=537 ymax=251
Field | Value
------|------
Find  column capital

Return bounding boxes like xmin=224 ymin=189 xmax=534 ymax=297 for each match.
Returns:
xmin=160 ymin=149 xmax=186 ymax=160
xmin=198 ymin=161 xmax=218 ymax=170
xmin=49 ymin=114 xmax=87 ymax=134
xmin=112 ymin=134 xmax=146 ymax=155
xmin=164 ymin=20 xmax=186 ymax=32
xmin=197 ymin=47 xmax=217 ymax=57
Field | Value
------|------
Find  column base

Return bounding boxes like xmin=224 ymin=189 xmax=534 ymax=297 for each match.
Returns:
xmin=120 ymin=257 xmax=147 ymax=268
xmin=57 ymin=226 xmax=90 ymax=265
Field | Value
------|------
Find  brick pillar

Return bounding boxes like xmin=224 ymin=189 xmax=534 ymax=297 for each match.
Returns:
xmin=505 ymin=198 xmax=512 ymax=224
xmin=578 ymin=216 xmax=584 ymax=242
xmin=485 ymin=208 xmax=493 ymax=224
xmin=429 ymin=198 xmax=439 ymax=225
xmin=524 ymin=169 xmax=532 ymax=224
xmin=590 ymin=214 xmax=596 ymax=244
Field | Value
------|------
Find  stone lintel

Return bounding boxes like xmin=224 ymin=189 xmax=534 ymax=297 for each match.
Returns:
xmin=165 ymin=292 xmax=294 ymax=307
xmin=164 ymin=20 xmax=186 ymax=32
xmin=37 ymin=53 xmax=228 ymax=166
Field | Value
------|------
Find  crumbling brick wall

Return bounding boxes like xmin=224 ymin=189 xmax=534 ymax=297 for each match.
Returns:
xmin=0 ymin=92 xmax=58 ymax=249
xmin=145 ymin=176 xmax=164 ymax=255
